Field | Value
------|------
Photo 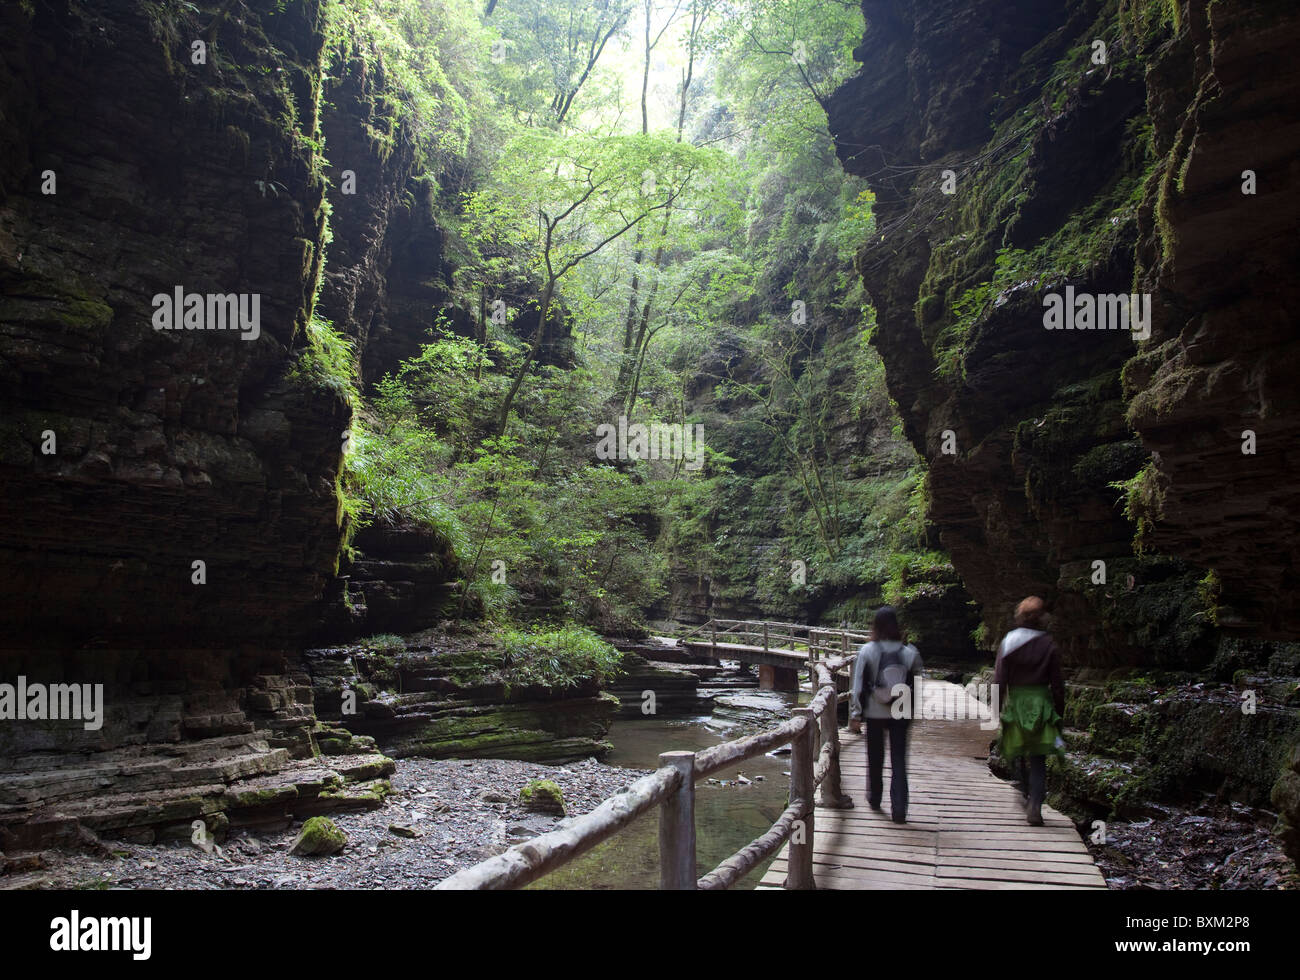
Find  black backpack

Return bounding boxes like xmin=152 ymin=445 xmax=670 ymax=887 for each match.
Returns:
xmin=861 ymin=644 xmax=910 ymax=707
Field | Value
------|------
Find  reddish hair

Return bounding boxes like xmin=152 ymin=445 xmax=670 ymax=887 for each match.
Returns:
xmin=1014 ymin=596 xmax=1048 ymax=629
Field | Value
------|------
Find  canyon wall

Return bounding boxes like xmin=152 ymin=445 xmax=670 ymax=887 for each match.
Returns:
xmin=0 ymin=0 xmax=409 ymax=851
xmin=0 ymin=3 xmax=598 ymax=858
xmin=826 ymin=0 xmax=1299 ymax=855
xmin=0 ymin=0 xmax=345 ymax=649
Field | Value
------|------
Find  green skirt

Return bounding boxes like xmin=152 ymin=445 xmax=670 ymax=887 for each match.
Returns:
xmin=999 ymin=685 xmax=1065 ymax=760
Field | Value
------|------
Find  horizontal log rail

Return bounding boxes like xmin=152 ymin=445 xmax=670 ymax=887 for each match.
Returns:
xmin=434 ymin=765 xmax=684 ymax=890
xmin=680 ymin=618 xmax=872 ymax=663
xmin=437 ymin=620 xmax=862 ymax=891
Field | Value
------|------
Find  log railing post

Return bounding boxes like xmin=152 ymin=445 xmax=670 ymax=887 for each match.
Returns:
xmin=787 ymin=708 xmax=816 ymax=889
xmin=816 ymin=688 xmax=854 ymax=810
xmin=658 ymin=751 xmax=697 ymax=889
xmin=763 ymin=622 xmax=769 ymax=651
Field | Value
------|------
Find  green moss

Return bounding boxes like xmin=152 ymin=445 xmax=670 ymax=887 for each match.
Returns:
xmin=1126 ymin=358 xmax=1201 ymax=424
xmin=519 ymin=779 xmax=565 ymax=814
xmin=916 ymin=293 xmax=944 ymax=325
xmin=1110 ymin=461 xmax=1164 ymax=554
xmin=357 ymin=633 xmax=406 ymax=653
xmin=1072 ymin=440 xmax=1147 ymax=489
xmin=229 ymin=786 xmax=297 ymax=807
xmin=1198 ymin=569 xmax=1221 ymax=627
xmin=289 ymin=816 xmax=347 ymax=856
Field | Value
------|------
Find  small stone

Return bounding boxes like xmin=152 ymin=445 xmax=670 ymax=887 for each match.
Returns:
xmin=519 ymin=779 xmax=565 ymax=816
xmin=288 ymin=817 xmax=346 ymax=856
xmin=388 ymin=823 xmax=421 ymax=839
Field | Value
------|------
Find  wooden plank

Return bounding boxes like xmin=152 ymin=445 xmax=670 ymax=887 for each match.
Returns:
xmin=758 ymin=866 xmax=937 ymax=890
xmin=936 ymin=864 xmax=1106 ymax=886
xmin=771 ymin=851 xmax=942 ymax=877
xmin=937 ymin=856 xmax=1102 ymax=876
xmin=765 ymin=863 xmax=939 ymax=889
xmin=811 ymin=829 xmax=1088 ymax=854
xmin=934 ymin=879 xmax=1102 ymax=890
xmin=940 ymin=847 xmax=1097 ymax=865
xmin=936 ymin=830 xmax=1089 ymax=844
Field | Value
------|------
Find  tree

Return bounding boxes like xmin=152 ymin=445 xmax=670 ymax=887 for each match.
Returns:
xmin=486 ymin=0 xmax=635 ymax=126
xmin=614 ymin=0 xmax=720 ymax=410
xmin=463 ymin=128 xmax=723 ymax=434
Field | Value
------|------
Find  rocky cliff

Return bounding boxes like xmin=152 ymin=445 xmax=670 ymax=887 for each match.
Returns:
xmin=1123 ymin=1 xmax=1300 ymax=640
xmin=0 ymin=0 xmax=411 ymax=851
xmin=826 ymin=0 xmax=1300 ymax=859
xmin=0 ymin=0 xmax=346 ymax=649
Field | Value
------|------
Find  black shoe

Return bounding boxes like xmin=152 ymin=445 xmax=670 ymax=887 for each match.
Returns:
xmin=1026 ymin=800 xmax=1044 ymax=826
xmin=892 ymin=815 xmax=907 ymax=824
xmin=869 ymin=802 xmax=883 ymax=812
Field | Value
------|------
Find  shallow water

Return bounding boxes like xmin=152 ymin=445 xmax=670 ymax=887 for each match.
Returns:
xmin=531 ymin=693 xmax=805 ymax=890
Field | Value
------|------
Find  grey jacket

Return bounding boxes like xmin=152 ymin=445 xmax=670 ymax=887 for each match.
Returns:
xmin=849 ymin=640 xmax=922 ymax=720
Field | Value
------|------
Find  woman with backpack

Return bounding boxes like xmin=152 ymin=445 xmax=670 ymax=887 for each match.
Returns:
xmin=848 ymin=606 xmax=923 ymax=823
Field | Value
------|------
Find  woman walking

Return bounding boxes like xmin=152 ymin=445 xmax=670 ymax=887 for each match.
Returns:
xmin=848 ymin=606 xmax=922 ymax=823
xmin=994 ymin=596 xmax=1066 ymax=825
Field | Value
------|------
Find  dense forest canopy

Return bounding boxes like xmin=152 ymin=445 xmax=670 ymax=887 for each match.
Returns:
xmin=313 ymin=0 xmax=940 ymax=636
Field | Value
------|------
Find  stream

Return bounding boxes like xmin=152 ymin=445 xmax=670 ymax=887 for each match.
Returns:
xmin=531 ymin=686 xmax=812 ymax=890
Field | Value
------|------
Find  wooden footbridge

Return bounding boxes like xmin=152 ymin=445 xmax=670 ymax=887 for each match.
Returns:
xmin=437 ymin=619 xmax=1106 ymax=891
xmin=679 ymin=619 xmax=861 ymax=690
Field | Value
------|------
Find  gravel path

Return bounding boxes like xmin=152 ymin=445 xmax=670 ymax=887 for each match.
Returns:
xmin=27 ymin=756 xmax=652 ymax=890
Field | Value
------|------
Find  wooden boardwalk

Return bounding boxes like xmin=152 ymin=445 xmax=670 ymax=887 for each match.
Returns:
xmin=440 ymin=628 xmax=1106 ymax=892
xmin=759 ymin=681 xmax=1107 ymax=890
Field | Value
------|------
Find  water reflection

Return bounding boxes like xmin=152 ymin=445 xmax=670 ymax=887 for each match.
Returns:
xmin=532 ymin=692 xmax=805 ymax=890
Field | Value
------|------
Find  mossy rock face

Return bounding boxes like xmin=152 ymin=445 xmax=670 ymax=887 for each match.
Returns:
xmin=519 ymin=779 xmax=565 ymax=816
xmin=289 ymin=816 xmax=346 ymax=856
xmin=1271 ymin=770 xmax=1300 ymax=817
xmin=1087 ymin=703 xmax=1145 ymax=760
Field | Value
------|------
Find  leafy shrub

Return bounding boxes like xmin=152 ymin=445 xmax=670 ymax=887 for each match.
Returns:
xmin=292 ymin=313 xmax=359 ymax=405
xmin=494 ymin=625 xmax=624 ymax=689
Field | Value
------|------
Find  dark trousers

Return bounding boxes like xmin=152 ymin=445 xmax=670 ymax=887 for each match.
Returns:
xmin=1028 ymin=755 xmax=1046 ymax=807
xmin=1012 ymin=755 xmax=1048 ymax=807
xmin=865 ymin=718 xmax=910 ymax=820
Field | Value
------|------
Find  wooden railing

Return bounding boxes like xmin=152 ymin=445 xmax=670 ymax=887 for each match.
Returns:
xmin=435 ymin=650 xmax=857 ymax=891
xmin=680 ymin=618 xmax=872 ymax=664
